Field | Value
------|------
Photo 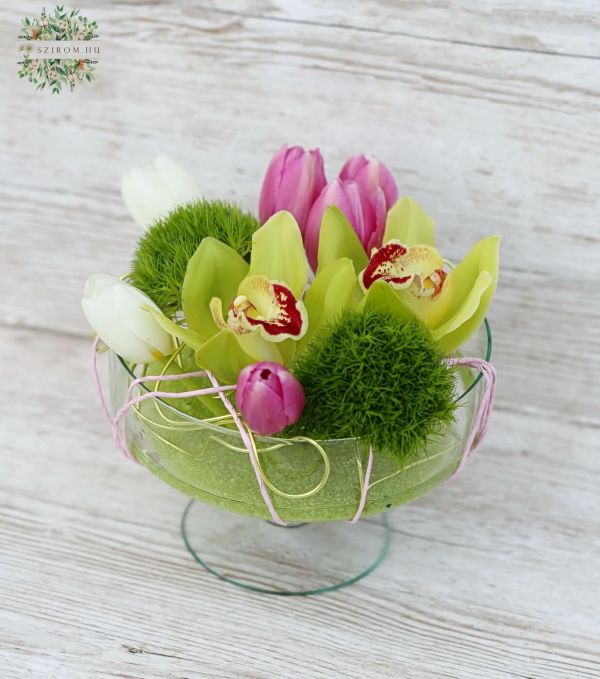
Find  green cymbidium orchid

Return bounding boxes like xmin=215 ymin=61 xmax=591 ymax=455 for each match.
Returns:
xmin=149 ymin=210 xmax=360 ymax=382
xmin=299 ymin=256 xmax=359 ymax=350
xmin=397 ymin=233 xmax=500 ymax=353
xmin=317 ymin=198 xmax=500 ymax=353
xmin=317 ymin=205 xmax=369 ymax=274
xmin=182 ymin=211 xmax=309 ymax=381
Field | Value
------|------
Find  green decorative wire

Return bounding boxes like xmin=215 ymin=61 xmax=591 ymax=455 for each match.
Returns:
xmin=179 ymin=500 xmax=391 ymax=596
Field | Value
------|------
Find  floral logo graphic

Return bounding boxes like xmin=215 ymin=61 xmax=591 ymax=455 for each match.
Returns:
xmin=18 ymin=6 xmax=99 ymax=93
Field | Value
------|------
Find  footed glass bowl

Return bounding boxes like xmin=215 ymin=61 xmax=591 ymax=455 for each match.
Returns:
xmin=108 ymin=320 xmax=492 ymax=524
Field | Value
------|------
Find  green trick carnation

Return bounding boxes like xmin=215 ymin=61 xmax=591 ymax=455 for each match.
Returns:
xmin=289 ymin=307 xmax=457 ymax=459
xmin=130 ymin=199 xmax=260 ymax=314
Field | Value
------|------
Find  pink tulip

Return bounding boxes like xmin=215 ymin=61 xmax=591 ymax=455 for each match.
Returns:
xmin=236 ymin=362 xmax=305 ymax=436
xmin=304 ymin=179 xmax=385 ymax=271
xmin=339 ymin=154 xmax=398 ymax=209
xmin=259 ymin=145 xmax=327 ymax=233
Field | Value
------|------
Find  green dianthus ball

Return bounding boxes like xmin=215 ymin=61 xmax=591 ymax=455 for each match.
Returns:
xmin=289 ymin=307 xmax=457 ymax=459
xmin=131 ymin=199 xmax=260 ymax=314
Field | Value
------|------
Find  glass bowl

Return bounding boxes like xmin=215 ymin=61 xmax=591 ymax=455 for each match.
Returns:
xmin=108 ymin=320 xmax=492 ymax=525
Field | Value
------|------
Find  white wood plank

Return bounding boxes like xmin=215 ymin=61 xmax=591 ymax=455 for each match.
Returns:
xmin=1 ymin=2 xmax=599 ymax=673
xmin=0 ymin=5 xmax=599 ymax=344
xmin=1 ymin=325 xmax=599 ymax=678
xmin=204 ymin=0 xmax=600 ymax=58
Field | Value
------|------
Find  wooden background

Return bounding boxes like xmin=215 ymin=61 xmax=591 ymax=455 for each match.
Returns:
xmin=1 ymin=1 xmax=599 ymax=677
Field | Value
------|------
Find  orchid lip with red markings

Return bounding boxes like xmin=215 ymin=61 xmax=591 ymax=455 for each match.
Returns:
xmin=360 ymin=239 xmax=447 ymax=299
xmin=211 ymin=274 xmax=308 ymax=342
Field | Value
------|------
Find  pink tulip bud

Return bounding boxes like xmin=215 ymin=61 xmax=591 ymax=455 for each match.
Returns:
xmin=339 ymin=154 xmax=398 ymax=209
xmin=259 ymin=145 xmax=327 ymax=233
xmin=236 ymin=362 xmax=305 ymax=436
xmin=304 ymin=179 xmax=385 ymax=271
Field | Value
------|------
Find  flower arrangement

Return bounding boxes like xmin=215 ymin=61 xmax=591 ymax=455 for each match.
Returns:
xmin=18 ymin=6 xmax=97 ymax=93
xmin=84 ymin=147 xmax=499 ymax=525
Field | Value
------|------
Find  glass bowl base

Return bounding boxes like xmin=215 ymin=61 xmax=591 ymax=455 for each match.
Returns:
xmin=180 ymin=500 xmax=391 ymax=596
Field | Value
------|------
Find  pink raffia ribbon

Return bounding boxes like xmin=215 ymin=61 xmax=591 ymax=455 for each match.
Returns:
xmin=445 ymin=357 xmax=497 ymax=479
xmin=350 ymin=445 xmax=374 ymax=524
xmin=112 ymin=374 xmax=236 ymax=461
xmin=202 ymin=370 xmax=287 ymax=525
xmin=92 ymin=335 xmax=112 ymax=425
xmin=349 ymin=357 xmax=496 ymax=521
xmin=91 ymin=339 xmax=287 ymax=525
xmin=92 ymin=340 xmax=496 ymax=527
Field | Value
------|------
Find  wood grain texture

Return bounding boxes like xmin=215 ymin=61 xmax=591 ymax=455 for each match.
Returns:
xmin=1 ymin=325 xmax=599 ymax=679
xmin=1 ymin=3 xmax=600 ymax=335
xmin=1 ymin=0 xmax=599 ymax=676
xmin=1 ymin=3 xmax=600 ymax=429
xmin=204 ymin=0 xmax=600 ymax=58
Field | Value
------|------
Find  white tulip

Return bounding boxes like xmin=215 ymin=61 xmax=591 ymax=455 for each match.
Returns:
xmin=82 ymin=275 xmax=173 ymax=363
xmin=121 ymin=155 xmax=200 ymax=228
